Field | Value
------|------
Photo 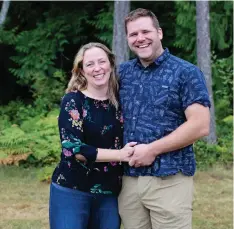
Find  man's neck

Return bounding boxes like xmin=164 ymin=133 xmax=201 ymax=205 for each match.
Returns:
xmin=140 ymin=47 xmax=164 ymax=67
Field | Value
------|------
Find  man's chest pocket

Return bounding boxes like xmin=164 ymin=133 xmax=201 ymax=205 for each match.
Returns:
xmin=148 ymin=84 xmax=170 ymax=120
xmin=153 ymin=85 xmax=169 ymax=106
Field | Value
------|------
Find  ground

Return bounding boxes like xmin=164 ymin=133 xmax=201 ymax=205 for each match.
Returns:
xmin=0 ymin=165 xmax=232 ymax=229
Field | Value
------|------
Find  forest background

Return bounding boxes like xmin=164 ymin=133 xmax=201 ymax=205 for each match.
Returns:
xmin=0 ymin=1 xmax=232 ymax=181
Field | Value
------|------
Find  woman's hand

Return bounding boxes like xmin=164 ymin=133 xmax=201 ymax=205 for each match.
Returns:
xmin=119 ymin=142 xmax=137 ymax=162
xmin=75 ymin=154 xmax=87 ymax=162
xmin=76 ymin=142 xmax=137 ymax=163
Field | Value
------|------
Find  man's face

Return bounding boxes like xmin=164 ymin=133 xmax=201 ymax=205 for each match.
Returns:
xmin=126 ymin=17 xmax=163 ymax=66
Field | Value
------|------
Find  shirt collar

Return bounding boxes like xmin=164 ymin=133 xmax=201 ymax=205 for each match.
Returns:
xmin=134 ymin=48 xmax=170 ymax=69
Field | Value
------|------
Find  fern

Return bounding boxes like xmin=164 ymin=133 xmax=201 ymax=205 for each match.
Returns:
xmin=0 ymin=126 xmax=31 ymax=156
xmin=0 ymin=109 xmax=60 ymax=165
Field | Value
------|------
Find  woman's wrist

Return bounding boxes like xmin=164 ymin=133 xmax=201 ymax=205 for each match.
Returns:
xmin=118 ymin=149 xmax=122 ymax=164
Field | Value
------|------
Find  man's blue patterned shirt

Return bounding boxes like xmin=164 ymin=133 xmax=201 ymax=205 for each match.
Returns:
xmin=119 ymin=48 xmax=211 ymax=177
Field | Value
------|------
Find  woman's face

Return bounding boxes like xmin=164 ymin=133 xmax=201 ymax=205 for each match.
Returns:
xmin=82 ymin=47 xmax=112 ymax=89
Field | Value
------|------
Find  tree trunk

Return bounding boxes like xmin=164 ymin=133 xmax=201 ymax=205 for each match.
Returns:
xmin=196 ymin=1 xmax=217 ymax=144
xmin=0 ymin=0 xmax=10 ymax=26
xmin=112 ymin=0 xmax=130 ymax=67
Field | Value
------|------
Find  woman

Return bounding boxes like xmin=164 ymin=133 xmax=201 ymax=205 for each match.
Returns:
xmin=49 ymin=42 xmax=136 ymax=229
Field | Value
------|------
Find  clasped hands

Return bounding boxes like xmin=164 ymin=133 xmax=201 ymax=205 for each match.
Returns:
xmin=120 ymin=142 xmax=155 ymax=168
xmin=74 ymin=142 xmax=156 ymax=168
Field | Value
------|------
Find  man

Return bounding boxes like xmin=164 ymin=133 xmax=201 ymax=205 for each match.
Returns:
xmin=118 ymin=8 xmax=211 ymax=229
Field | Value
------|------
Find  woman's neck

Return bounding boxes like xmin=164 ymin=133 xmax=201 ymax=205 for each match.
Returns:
xmin=83 ymin=85 xmax=108 ymax=100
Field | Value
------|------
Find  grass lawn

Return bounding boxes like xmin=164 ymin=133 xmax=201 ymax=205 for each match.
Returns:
xmin=0 ymin=165 xmax=232 ymax=229
xmin=0 ymin=166 xmax=49 ymax=229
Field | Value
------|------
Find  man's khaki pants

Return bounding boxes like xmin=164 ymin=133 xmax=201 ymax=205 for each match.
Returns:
xmin=118 ymin=173 xmax=194 ymax=229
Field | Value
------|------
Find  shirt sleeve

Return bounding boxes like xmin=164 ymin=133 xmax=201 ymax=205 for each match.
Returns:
xmin=180 ymin=67 xmax=211 ymax=111
xmin=58 ymin=92 xmax=97 ymax=162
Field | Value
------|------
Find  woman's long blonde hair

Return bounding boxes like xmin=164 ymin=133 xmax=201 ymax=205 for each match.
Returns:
xmin=66 ymin=42 xmax=119 ymax=109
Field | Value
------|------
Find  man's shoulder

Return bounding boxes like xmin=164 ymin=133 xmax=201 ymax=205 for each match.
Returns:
xmin=169 ymin=54 xmax=199 ymax=73
xmin=119 ymin=59 xmax=137 ymax=72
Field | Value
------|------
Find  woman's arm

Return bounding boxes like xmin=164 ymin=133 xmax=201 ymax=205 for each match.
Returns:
xmin=59 ymin=93 xmax=97 ymax=161
xmin=76 ymin=142 xmax=137 ymax=162
xmin=59 ymin=93 xmax=136 ymax=163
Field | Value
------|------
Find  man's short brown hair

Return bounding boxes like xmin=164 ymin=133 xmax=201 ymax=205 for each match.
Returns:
xmin=125 ymin=8 xmax=160 ymax=34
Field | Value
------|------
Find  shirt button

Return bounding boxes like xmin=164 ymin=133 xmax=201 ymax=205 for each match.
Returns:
xmin=130 ymin=132 xmax=134 ymax=136
xmin=133 ymin=117 xmax=136 ymax=120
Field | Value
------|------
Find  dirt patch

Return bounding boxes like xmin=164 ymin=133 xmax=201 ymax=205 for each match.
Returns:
xmin=0 ymin=203 xmax=48 ymax=220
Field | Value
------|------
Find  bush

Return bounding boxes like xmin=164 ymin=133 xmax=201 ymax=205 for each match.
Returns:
xmin=0 ymin=100 xmax=46 ymax=125
xmin=195 ymin=115 xmax=233 ymax=169
xmin=212 ymin=54 xmax=233 ymax=120
xmin=0 ymin=109 xmax=61 ymax=167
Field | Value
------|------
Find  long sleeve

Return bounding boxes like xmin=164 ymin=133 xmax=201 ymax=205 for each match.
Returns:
xmin=58 ymin=92 xmax=98 ymax=162
xmin=52 ymin=91 xmax=123 ymax=195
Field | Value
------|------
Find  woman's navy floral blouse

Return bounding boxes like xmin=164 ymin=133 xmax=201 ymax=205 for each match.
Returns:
xmin=52 ymin=91 xmax=124 ymax=196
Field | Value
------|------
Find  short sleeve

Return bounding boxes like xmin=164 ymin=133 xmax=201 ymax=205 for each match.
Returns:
xmin=58 ymin=92 xmax=97 ymax=162
xmin=180 ymin=67 xmax=211 ymax=111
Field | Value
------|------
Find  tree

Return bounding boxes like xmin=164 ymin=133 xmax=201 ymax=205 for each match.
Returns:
xmin=0 ymin=0 xmax=10 ymax=26
xmin=112 ymin=0 xmax=130 ymax=67
xmin=174 ymin=1 xmax=233 ymax=62
xmin=196 ymin=1 xmax=217 ymax=144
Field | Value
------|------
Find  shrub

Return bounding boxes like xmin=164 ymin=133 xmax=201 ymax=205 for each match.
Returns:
xmin=0 ymin=109 xmax=61 ymax=167
xmin=195 ymin=115 xmax=233 ymax=169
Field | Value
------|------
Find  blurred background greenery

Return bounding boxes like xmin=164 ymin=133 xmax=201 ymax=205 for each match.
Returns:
xmin=0 ymin=1 xmax=232 ymax=180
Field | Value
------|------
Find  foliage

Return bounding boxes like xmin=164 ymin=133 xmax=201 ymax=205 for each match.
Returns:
xmin=0 ymin=107 xmax=232 ymax=171
xmin=212 ymin=54 xmax=233 ymax=119
xmin=194 ymin=116 xmax=233 ymax=169
xmin=0 ymin=1 xmax=232 ymax=176
xmin=88 ymin=2 xmax=114 ymax=47
xmin=1 ymin=1 xmax=232 ymax=110
xmin=1 ymin=19 xmax=71 ymax=108
xmin=0 ymin=115 xmax=11 ymax=130
xmin=0 ymin=100 xmax=45 ymax=125
xmin=174 ymin=1 xmax=233 ymax=62
xmin=174 ymin=1 xmax=196 ymax=62
xmin=210 ymin=1 xmax=233 ymax=51
xmin=0 ymin=109 xmax=61 ymax=166
xmin=0 ymin=2 xmax=122 ymax=111
xmin=0 ymin=4 xmax=90 ymax=110
xmin=0 ymin=125 xmax=31 ymax=156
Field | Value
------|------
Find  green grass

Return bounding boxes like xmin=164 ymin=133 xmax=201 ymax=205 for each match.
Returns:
xmin=193 ymin=166 xmax=233 ymax=229
xmin=0 ymin=166 xmax=49 ymax=229
xmin=0 ymin=165 xmax=232 ymax=229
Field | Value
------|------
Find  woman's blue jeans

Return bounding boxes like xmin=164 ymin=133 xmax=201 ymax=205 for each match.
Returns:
xmin=49 ymin=182 xmax=120 ymax=229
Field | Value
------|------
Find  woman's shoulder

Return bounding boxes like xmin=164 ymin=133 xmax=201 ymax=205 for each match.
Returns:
xmin=61 ymin=91 xmax=84 ymax=106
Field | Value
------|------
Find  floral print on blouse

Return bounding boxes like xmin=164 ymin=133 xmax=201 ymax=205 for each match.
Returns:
xmin=52 ymin=91 xmax=124 ymax=196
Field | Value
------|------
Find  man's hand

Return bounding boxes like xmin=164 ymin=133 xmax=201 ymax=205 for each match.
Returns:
xmin=129 ymin=144 xmax=156 ymax=167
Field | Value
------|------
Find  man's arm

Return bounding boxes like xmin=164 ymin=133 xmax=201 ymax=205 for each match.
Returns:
xmin=129 ymin=103 xmax=210 ymax=167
